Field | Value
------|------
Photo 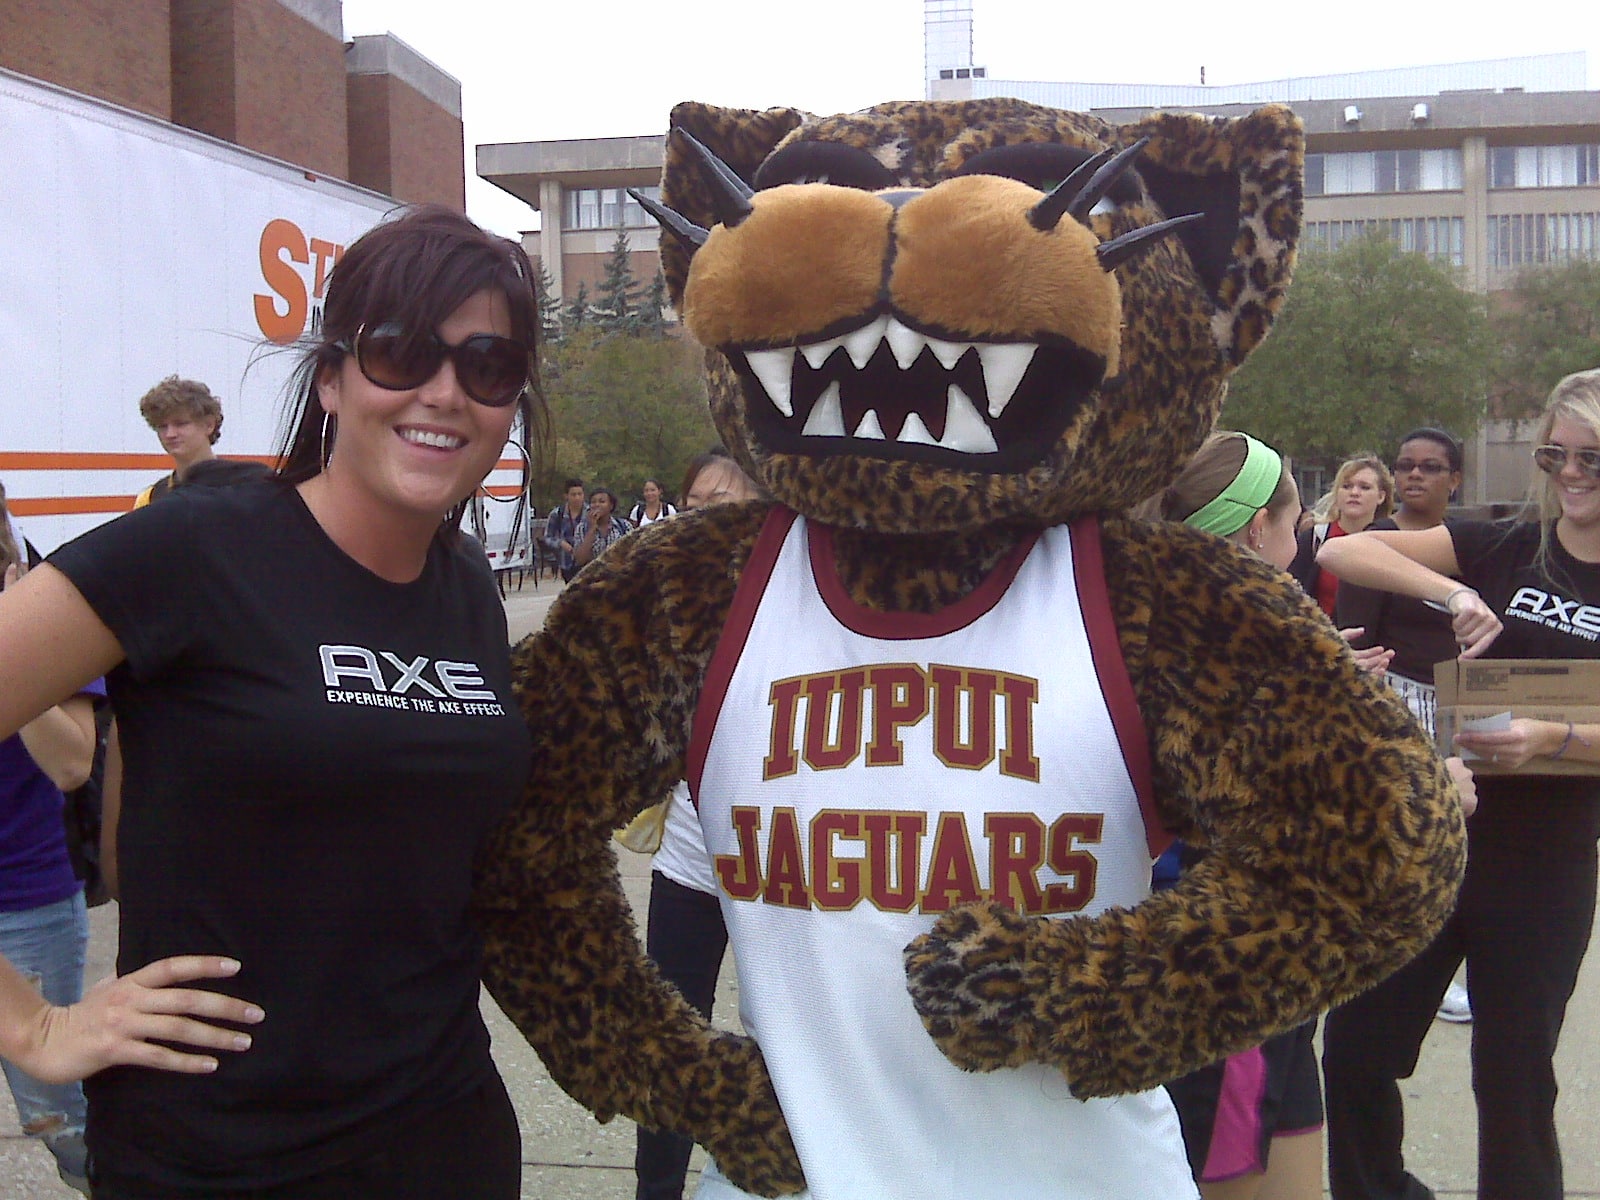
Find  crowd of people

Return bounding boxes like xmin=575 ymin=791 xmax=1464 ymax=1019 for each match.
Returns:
xmin=0 ymin=199 xmax=1596 ymax=1200
xmin=540 ymin=475 xmax=691 ymax=578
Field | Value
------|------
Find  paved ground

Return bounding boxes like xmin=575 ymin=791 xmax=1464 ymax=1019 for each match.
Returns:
xmin=6 ymin=576 xmax=1598 ymax=1197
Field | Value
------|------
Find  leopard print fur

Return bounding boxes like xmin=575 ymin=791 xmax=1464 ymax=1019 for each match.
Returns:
xmin=474 ymin=97 xmax=1464 ymax=1195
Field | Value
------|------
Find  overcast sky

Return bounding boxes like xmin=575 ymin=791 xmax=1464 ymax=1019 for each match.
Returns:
xmin=340 ymin=0 xmax=1598 ymax=237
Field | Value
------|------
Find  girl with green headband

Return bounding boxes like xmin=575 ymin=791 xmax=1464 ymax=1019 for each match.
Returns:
xmin=1142 ymin=430 xmax=1423 ymax=1200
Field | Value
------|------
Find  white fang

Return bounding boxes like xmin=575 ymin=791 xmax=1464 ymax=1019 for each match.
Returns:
xmin=976 ymin=344 xmax=1035 ymax=418
xmin=801 ymin=337 xmax=842 ymax=370
xmin=884 ymin=321 xmax=925 ymax=369
xmin=852 ymin=410 xmax=886 ymax=440
xmin=940 ymin=385 xmax=998 ymax=453
xmin=801 ymin=382 xmax=845 ymax=437
xmin=842 ymin=316 xmax=888 ymax=368
xmin=897 ymin=412 xmax=939 ymax=445
xmin=746 ymin=348 xmax=796 ymax=417
xmin=928 ymin=337 xmax=969 ymax=370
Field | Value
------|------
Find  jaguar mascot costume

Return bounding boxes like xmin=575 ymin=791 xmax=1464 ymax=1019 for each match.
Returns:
xmin=472 ymin=97 xmax=1465 ymax=1199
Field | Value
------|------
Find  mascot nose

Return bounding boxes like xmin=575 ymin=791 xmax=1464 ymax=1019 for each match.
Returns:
xmin=876 ymin=189 xmax=923 ymax=209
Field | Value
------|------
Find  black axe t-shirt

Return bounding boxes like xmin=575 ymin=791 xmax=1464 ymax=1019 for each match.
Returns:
xmin=49 ymin=480 xmax=530 ymax=1192
xmin=1447 ymin=518 xmax=1600 ymax=826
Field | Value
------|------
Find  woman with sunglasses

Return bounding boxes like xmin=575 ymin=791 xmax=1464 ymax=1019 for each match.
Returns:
xmin=1336 ymin=430 xmax=1465 ymax=742
xmin=1335 ymin=430 xmax=1474 ymax=1024
xmin=1317 ymin=369 xmax=1600 ymax=1200
xmin=0 ymin=206 xmax=541 ymax=1198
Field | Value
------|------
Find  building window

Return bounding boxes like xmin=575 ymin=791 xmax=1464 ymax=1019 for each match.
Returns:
xmin=620 ymin=186 xmax=661 ymax=229
xmin=1486 ymin=212 xmax=1600 ymax=268
xmin=1304 ymin=149 xmax=1462 ymax=196
xmin=564 ymin=186 xmax=663 ymax=230
xmin=1303 ymin=217 xmax=1465 ymax=266
xmin=1489 ymin=145 xmax=1600 ymax=189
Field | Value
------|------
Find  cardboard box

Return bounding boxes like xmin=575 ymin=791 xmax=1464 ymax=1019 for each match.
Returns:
xmin=1434 ymin=659 xmax=1600 ymax=778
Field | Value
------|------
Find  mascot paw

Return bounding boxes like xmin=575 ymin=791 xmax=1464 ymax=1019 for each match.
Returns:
xmin=699 ymin=1036 xmax=808 ymax=1196
xmin=703 ymin=1115 xmax=806 ymax=1196
xmin=903 ymin=901 xmax=1043 ymax=1071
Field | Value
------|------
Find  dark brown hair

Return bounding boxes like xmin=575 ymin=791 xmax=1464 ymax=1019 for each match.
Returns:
xmin=274 ymin=205 xmax=550 ymax=541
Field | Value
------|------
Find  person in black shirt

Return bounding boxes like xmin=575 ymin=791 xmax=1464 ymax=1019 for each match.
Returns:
xmin=0 ymin=206 xmax=544 ymax=1198
xmin=1338 ymin=429 xmax=1465 ymax=739
xmin=1317 ymin=370 xmax=1600 ymax=1200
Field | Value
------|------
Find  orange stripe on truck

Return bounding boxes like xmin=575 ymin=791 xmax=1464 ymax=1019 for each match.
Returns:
xmin=0 ymin=453 xmax=521 ymax=471
xmin=10 ymin=496 xmax=138 ymax=516
xmin=0 ymin=452 xmax=277 ymax=470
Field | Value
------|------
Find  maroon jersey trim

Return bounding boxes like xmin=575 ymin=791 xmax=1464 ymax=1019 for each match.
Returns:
xmin=687 ymin=505 xmax=797 ymax=809
xmin=1069 ymin=516 xmax=1171 ymax=858
xmin=808 ymin=521 xmax=1040 ymax=640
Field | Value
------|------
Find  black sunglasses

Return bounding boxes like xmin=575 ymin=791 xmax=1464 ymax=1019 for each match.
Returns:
xmin=1533 ymin=444 xmax=1600 ymax=480
xmin=1392 ymin=458 xmax=1453 ymax=476
xmin=344 ymin=321 xmax=529 ymax=408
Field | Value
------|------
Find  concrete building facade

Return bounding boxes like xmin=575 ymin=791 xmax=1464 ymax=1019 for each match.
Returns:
xmin=477 ymin=134 xmax=667 ymax=304
xmin=480 ymin=54 xmax=1596 ymax=502
xmin=0 ymin=0 xmax=464 ymax=207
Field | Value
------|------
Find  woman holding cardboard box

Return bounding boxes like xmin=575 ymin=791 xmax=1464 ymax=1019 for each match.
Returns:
xmin=1315 ymin=368 xmax=1600 ymax=1200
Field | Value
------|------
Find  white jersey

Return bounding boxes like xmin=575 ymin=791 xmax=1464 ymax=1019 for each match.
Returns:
xmin=688 ymin=509 xmax=1195 ymax=1200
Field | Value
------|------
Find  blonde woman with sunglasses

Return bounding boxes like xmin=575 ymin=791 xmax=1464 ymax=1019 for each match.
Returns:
xmin=1317 ymin=368 xmax=1600 ymax=1200
xmin=0 ymin=206 xmax=545 ymax=1198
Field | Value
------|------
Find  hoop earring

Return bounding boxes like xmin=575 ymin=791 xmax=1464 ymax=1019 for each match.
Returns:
xmin=320 ymin=412 xmax=334 ymax=470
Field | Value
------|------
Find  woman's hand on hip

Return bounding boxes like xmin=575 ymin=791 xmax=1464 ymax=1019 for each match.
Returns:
xmin=15 ymin=956 xmax=263 ymax=1084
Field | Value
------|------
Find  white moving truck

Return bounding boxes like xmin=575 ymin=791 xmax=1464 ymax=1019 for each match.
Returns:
xmin=1 ymin=67 xmax=528 ymax=558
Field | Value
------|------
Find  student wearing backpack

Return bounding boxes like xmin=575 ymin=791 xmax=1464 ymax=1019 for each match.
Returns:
xmin=629 ymin=479 xmax=677 ymax=528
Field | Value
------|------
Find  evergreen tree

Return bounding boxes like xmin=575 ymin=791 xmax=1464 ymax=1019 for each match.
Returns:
xmin=637 ymin=271 xmax=670 ymax=338
xmin=593 ymin=230 xmax=646 ymax=334
xmin=532 ymin=261 xmax=563 ymax=345
xmin=564 ymin=282 xmax=589 ymax=332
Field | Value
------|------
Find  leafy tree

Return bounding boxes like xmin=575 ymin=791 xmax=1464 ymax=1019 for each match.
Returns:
xmin=1492 ymin=259 xmax=1600 ymax=415
xmin=539 ymin=328 xmax=716 ymax=503
xmin=1224 ymin=233 xmax=1493 ymax=465
xmin=592 ymin=230 xmax=647 ymax=334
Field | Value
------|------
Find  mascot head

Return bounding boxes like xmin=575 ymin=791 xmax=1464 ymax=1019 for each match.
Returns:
xmin=637 ymin=98 xmax=1302 ymax=534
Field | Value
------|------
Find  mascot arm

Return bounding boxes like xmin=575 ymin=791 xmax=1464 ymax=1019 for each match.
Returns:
xmin=905 ymin=519 xmax=1465 ymax=1096
xmin=473 ymin=512 xmax=805 ymax=1196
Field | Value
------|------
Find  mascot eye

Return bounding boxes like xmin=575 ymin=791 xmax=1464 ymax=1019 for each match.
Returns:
xmin=754 ymin=142 xmax=899 ymax=192
xmin=957 ymin=142 xmax=1142 ymax=209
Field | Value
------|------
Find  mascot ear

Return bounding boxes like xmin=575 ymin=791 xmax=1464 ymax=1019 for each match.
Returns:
xmin=660 ymin=102 xmax=808 ymax=303
xmin=1117 ymin=105 xmax=1303 ymax=366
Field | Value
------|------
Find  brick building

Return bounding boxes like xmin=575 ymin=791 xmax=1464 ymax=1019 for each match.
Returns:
xmin=0 ymin=0 xmax=465 ymax=207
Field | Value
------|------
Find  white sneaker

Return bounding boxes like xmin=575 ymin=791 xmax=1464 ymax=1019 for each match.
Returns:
xmin=1436 ymin=980 xmax=1472 ymax=1023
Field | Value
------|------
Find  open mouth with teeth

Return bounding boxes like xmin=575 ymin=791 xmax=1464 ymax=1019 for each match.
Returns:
xmin=730 ymin=314 xmax=1106 ymax=471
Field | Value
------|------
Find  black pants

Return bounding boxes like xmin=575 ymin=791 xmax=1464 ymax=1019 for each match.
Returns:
xmin=91 ymin=1076 xmax=521 ymax=1199
xmin=1323 ymin=814 xmax=1598 ymax=1200
xmin=636 ymin=872 xmax=729 ymax=1200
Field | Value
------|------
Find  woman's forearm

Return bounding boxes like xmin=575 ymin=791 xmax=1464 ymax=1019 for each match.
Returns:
xmin=574 ymin=526 xmax=599 ymax=566
xmin=1317 ymin=532 xmax=1460 ymax=604
xmin=1319 ymin=530 xmax=1501 ymax=658
xmin=0 ymin=955 xmax=51 ymax=1064
xmin=17 ymin=696 xmax=96 ymax=791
